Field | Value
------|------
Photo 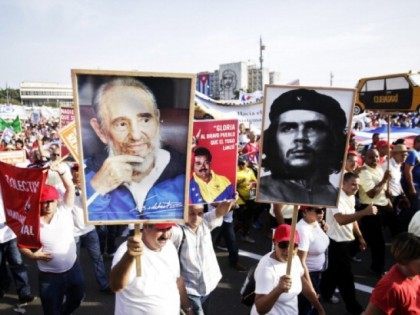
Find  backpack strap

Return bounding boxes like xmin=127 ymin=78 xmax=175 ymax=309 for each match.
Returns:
xmin=178 ymin=225 xmax=186 ymax=257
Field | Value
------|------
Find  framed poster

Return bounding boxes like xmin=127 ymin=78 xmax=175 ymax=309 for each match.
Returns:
xmin=256 ymin=85 xmax=355 ymax=208
xmin=72 ymin=69 xmax=195 ymax=224
xmin=189 ymin=119 xmax=238 ymax=205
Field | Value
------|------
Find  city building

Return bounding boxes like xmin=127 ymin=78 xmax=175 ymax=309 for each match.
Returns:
xmin=196 ymin=61 xmax=280 ymax=100
xmin=20 ymin=82 xmax=73 ymax=106
xmin=219 ymin=62 xmax=248 ymax=100
xmin=269 ymin=71 xmax=281 ymax=85
xmin=248 ymin=64 xmax=269 ymax=92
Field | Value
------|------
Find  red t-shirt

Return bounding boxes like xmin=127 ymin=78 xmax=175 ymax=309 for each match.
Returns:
xmin=370 ymin=264 xmax=420 ymax=314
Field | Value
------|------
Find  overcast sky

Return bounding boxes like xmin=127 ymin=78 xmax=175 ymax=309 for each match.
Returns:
xmin=1 ymin=0 xmax=419 ymax=89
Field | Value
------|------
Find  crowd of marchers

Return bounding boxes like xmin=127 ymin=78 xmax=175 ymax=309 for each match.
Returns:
xmin=0 ymin=103 xmax=419 ymax=315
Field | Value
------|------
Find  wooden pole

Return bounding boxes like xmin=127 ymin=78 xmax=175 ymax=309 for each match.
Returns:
xmin=286 ymin=205 xmax=299 ymax=275
xmin=387 ymin=114 xmax=391 ymax=193
xmin=134 ymin=224 xmax=142 ymax=277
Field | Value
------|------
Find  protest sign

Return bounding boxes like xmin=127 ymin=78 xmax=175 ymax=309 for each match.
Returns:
xmin=72 ymin=69 xmax=194 ymax=224
xmin=58 ymin=121 xmax=79 ymax=163
xmin=60 ymin=106 xmax=75 ymax=158
xmin=0 ymin=150 xmax=26 ymax=165
xmin=189 ymin=119 xmax=238 ymax=204
xmin=0 ymin=161 xmax=46 ymax=248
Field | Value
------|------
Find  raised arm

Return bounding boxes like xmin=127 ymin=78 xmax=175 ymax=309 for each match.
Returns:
xmin=215 ymin=200 xmax=235 ymax=218
xmin=334 ymin=204 xmax=378 ymax=226
xmin=109 ymin=235 xmax=141 ymax=292
xmin=50 ymin=162 xmax=74 ymax=208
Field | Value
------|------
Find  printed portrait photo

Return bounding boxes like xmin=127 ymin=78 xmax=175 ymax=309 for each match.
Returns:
xmin=72 ymin=69 xmax=194 ymax=224
xmin=189 ymin=119 xmax=238 ymax=205
xmin=257 ymin=86 xmax=355 ymax=208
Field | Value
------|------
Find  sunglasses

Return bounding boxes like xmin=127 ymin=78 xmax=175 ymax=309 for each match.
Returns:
xmin=277 ymin=242 xmax=298 ymax=250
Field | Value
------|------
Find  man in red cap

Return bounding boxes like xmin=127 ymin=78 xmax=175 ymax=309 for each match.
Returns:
xmin=251 ymin=224 xmax=325 ymax=315
xmin=20 ymin=162 xmax=84 ymax=315
xmin=376 ymin=140 xmax=390 ymax=165
xmin=110 ymin=222 xmax=192 ymax=314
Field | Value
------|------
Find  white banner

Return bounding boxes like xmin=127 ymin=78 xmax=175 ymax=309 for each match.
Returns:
xmin=195 ymin=93 xmax=263 ymax=133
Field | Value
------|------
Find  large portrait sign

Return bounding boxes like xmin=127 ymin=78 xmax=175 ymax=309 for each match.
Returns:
xmin=189 ymin=119 xmax=238 ymax=205
xmin=72 ymin=69 xmax=195 ymax=224
xmin=256 ymin=85 xmax=355 ymax=208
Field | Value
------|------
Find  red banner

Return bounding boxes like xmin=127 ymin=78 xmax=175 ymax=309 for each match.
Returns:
xmin=0 ymin=162 xmax=46 ymax=248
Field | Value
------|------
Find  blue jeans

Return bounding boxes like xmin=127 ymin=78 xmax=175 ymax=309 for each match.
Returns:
xmin=220 ymin=221 xmax=239 ymax=265
xmin=75 ymin=229 xmax=109 ymax=290
xmin=0 ymin=238 xmax=31 ymax=298
xmin=188 ymin=294 xmax=210 ymax=315
xmin=95 ymin=225 xmax=125 ymax=255
xmin=39 ymin=260 xmax=85 ymax=315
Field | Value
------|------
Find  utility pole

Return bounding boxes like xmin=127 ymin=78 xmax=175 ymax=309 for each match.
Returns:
xmin=259 ymin=36 xmax=265 ymax=91
xmin=330 ymin=72 xmax=334 ymax=86
xmin=6 ymin=83 xmax=10 ymax=105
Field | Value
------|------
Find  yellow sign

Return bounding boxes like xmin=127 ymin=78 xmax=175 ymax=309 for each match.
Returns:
xmin=58 ymin=121 xmax=79 ymax=163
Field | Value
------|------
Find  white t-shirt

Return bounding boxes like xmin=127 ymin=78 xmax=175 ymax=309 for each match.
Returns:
xmin=112 ymin=240 xmax=180 ymax=315
xmin=251 ymin=253 xmax=304 ymax=315
xmin=382 ymin=158 xmax=403 ymax=197
xmin=38 ymin=205 xmax=77 ymax=273
xmin=296 ymin=219 xmax=330 ymax=271
xmin=326 ymin=190 xmax=355 ymax=242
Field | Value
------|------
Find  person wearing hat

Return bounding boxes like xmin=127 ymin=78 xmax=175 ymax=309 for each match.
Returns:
xmin=376 ymin=140 xmax=390 ymax=166
xmin=259 ymin=88 xmax=347 ymax=207
xmin=383 ymin=144 xmax=411 ymax=234
xmin=251 ymin=224 xmax=325 ymax=315
xmin=110 ymin=222 xmax=192 ymax=315
xmin=20 ymin=162 xmax=84 ymax=315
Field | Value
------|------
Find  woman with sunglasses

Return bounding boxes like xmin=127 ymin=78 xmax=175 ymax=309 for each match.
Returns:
xmin=296 ymin=207 xmax=330 ymax=315
xmin=251 ymin=224 xmax=325 ymax=315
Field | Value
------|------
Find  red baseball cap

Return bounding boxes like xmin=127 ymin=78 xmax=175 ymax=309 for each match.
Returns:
xmin=40 ymin=185 xmax=59 ymax=202
xmin=347 ymin=150 xmax=358 ymax=157
xmin=299 ymin=206 xmax=312 ymax=211
xmin=376 ymin=140 xmax=390 ymax=148
xmin=273 ymin=224 xmax=299 ymax=244
xmin=154 ymin=223 xmax=176 ymax=230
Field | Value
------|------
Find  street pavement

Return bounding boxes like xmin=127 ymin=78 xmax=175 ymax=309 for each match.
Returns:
xmin=0 ymin=216 xmax=394 ymax=315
